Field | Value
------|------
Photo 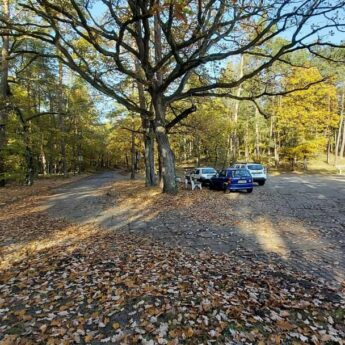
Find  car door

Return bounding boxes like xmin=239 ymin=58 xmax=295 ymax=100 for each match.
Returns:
xmin=214 ymin=169 xmax=227 ymax=188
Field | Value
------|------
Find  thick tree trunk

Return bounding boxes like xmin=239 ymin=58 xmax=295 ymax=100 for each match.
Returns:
xmin=153 ymin=96 xmax=177 ymax=194
xmin=155 ymin=130 xmax=176 ymax=193
xmin=0 ymin=0 xmax=10 ymax=187
xmin=152 ymin=5 xmax=176 ymax=192
xmin=134 ymin=51 xmax=156 ymax=186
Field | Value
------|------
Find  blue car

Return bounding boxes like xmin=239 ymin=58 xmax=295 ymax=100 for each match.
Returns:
xmin=210 ymin=168 xmax=254 ymax=193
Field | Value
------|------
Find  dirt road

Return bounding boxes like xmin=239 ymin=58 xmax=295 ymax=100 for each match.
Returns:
xmin=44 ymin=171 xmax=345 ymax=285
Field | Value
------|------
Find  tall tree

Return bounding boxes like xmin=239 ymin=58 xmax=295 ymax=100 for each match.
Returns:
xmin=57 ymin=61 xmax=68 ymax=177
xmin=3 ymin=0 xmax=345 ymax=192
xmin=274 ymin=67 xmax=338 ymax=168
xmin=0 ymin=0 xmax=10 ymax=186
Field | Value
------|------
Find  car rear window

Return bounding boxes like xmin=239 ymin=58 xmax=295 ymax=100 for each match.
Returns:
xmin=202 ymin=168 xmax=216 ymax=174
xmin=232 ymin=169 xmax=251 ymax=177
xmin=247 ymin=164 xmax=263 ymax=170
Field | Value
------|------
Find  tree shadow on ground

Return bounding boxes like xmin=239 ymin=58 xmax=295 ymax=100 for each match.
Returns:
xmin=1 ymin=172 xmax=345 ymax=286
xmin=1 ymin=173 xmax=345 ymax=343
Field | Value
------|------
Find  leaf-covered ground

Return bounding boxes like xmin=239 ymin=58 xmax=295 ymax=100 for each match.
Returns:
xmin=1 ymin=178 xmax=344 ymax=344
xmin=0 ymin=174 xmax=90 ymax=206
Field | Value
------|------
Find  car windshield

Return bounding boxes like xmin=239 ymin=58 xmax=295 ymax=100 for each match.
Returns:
xmin=247 ymin=164 xmax=263 ymax=170
xmin=202 ymin=168 xmax=216 ymax=174
xmin=232 ymin=169 xmax=251 ymax=177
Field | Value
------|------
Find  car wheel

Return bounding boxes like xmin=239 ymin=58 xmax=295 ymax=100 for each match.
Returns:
xmin=209 ymin=182 xmax=214 ymax=190
xmin=247 ymin=188 xmax=253 ymax=193
xmin=258 ymin=181 xmax=265 ymax=186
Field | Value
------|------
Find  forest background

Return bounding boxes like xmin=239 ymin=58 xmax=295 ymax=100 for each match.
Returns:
xmin=1 ymin=0 xmax=345 ymax=189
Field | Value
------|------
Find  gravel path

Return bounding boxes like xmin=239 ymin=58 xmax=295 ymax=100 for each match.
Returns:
xmin=44 ymin=171 xmax=345 ymax=285
xmin=43 ymin=171 xmax=122 ymax=222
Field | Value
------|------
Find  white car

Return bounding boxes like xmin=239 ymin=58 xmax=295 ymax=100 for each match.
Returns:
xmin=189 ymin=167 xmax=217 ymax=185
xmin=233 ymin=163 xmax=267 ymax=185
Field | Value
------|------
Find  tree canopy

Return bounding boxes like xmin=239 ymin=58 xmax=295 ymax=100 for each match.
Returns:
xmin=1 ymin=0 xmax=345 ymax=190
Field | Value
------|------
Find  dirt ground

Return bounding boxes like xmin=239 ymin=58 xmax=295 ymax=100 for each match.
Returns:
xmin=0 ymin=171 xmax=344 ymax=344
xmin=42 ymin=171 xmax=345 ymax=285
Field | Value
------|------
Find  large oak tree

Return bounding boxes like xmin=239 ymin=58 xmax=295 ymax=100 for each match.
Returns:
xmin=1 ymin=0 xmax=345 ymax=192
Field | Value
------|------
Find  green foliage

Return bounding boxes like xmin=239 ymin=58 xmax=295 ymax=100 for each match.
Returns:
xmin=167 ymin=64 xmax=341 ymax=169
xmin=4 ymin=54 xmax=114 ymax=183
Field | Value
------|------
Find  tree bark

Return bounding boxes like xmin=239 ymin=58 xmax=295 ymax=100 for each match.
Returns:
xmin=195 ymin=133 xmax=200 ymax=166
xmin=335 ymin=82 xmax=345 ymax=163
xmin=274 ymin=136 xmax=280 ymax=167
xmin=58 ymin=61 xmax=68 ymax=177
xmin=254 ymin=105 xmax=260 ymax=159
xmin=0 ymin=0 xmax=10 ymax=187
xmin=340 ymin=118 xmax=345 ymax=158
xmin=135 ymin=70 xmax=155 ymax=185
xmin=183 ymin=137 xmax=187 ymax=162
xmin=152 ymin=5 xmax=176 ymax=193
xmin=326 ymin=95 xmax=332 ymax=165
xmin=153 ymin=96 xmax=177 ymax=194
xmin=134 ymin=34 xmax=155 ymax=185
xmin=245 ymin=119 xmax=249 ymax=162
xmin=226 ymin=134 xmax=231 ymax=166
xmin=23 ymin=123 xmax=34 ymax=186
xmin=14 ymin=106 xmax=35 ymax=185
xmin=158 ymin=146 xmax=163 ymax=188
xmin=40 ymin=141 xmax=47 ymax=176
xmin=143 ymin=120 xmax=155 ymax=185
xmin=231 ymin=54 xmax=244 ymax=160
xmin=130 ymin=116 xmax=136 ymax=180
xmin=327 ymin=137 xmax=331 ymax=164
